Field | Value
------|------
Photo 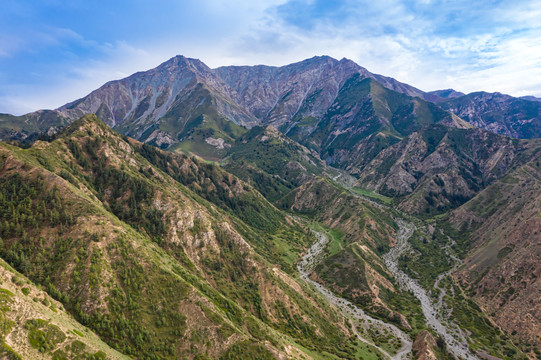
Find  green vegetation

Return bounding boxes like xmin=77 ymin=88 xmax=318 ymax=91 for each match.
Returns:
xmin=223 ymin=125 xmax=324 ymax=201
xmin=137 ymin=142 xmax=284 ymax=232
xmin=0 ymin=288 xmax=20 ymax=360
xmin=0 ymin=112 xmax=537 ymax=359
xmin=222 ymin=160 xmax=294 ymax=202
xmin=350 ymin=187 xmax=393 ymax=205
xmin=398 ymin=227 xmax=455 ymax=289
xmin=441 ymin=278 xmax=529 ymax=359
xmin=219 ymin=340 xmax=276 ymax=360
xmin=67 ymin=137 xmax=166 ymax=242
xmin=397 ymin=218 xmax=531 ymax=359
xmin=51 ymin=340 xmax=108 ymax=360
xmin=0 ymin=173 xmax=75 ymax=240
xmin=25 ymin=319 xmax=66 ymax=353
xmin=0 ymin=116 xmax=380 ymax=359
xmin=380 ymin=288 xmax=426 ymax=333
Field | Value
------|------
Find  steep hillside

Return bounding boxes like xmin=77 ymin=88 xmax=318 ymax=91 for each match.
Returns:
xmin=0 ymin=114 xmax=386 ymax=359
xmin=1 ymin=56 xmax=253 ymax=159
xmin=221 ymin=125 xmax=328 ymax=201
xmin=288 ymin=76 xmax=468 ymax=169
xmin=354 ymin=125 xmax=536 ymax=214
xmin=215 ymin=55 xmax=429 ymax=129
xmin=439 ymin=92 xmax=541 ymax=139
xmin=0 ymin=258 xmax=129 ymax=360
xmin=450 ymin=154 xmax=541 ymax=349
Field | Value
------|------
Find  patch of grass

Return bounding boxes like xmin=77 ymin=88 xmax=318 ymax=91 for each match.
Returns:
xmin=25 ymin=318 xmax=66 ymax=353
xmin=350 ymin=187 xmax=394 ymax=205
xmin=219 ymin=340 xmax=276 ymax=360
xmin=72 ymin=329 xmax=84 ymax=337
xmin=0 ymin=341 xmax=22 ymax=360
xmin=497 ymin=246 xmax=513 ymax=259
xmin=0 ymin=289 xmax=18 ymax=359
xmin=325 ymin=228 xmax=346 ymax=258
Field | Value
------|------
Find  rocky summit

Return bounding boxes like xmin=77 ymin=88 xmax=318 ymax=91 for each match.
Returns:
xmin=1 ymin=55 xmax=540 ymax=360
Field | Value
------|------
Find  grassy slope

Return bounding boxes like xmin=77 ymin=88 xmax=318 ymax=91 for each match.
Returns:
xmin=0 ymin=115 xmax=378 ymax=360
xmin=291 ymin=76 xmax=452 ymax=165
xmin=221 ymin=125 xmax=328 ymax=202
xmin=0 ymin=258 xmax=130 ymax=360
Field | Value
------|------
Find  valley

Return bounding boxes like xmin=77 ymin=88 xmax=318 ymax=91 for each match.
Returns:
xmin=0 ymin=54 xmax=540 ymax=360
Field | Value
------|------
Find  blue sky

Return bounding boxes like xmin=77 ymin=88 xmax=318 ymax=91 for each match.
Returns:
xmin=1 ymin=0 xmax=540 ymax=114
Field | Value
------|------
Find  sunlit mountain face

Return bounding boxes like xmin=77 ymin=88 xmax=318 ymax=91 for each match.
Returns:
xmin=1 ymin=2 xmax=540 ymax=359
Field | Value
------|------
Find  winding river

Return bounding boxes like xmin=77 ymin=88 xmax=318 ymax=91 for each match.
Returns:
xmin=382 ymin=220 xmax=478 ymax=360
xmin=297 ymin=230 xmax=412 ymax=360
xmin=296 ymin=186 xmax=481 ymax=359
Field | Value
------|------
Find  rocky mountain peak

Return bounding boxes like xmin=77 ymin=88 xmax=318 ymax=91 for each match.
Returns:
xmin=262 ymin=124 xmax=284 ymax=138
xmin=428 ymin=88 xmax=466 ymax=99
xmin=521 ymin=95 xmax=541 ymax=102
xmin=156 ymin=55 xmax=211 ymax=75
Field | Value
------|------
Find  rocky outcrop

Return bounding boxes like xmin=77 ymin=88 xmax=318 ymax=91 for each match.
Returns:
xmin=451 ymin=156 xmax=541 ymax=347
xmin=412 ymin=330 xmax=438 ymax=360
xmin=438 ymin=91 xmax=541 ymax=138
xmin=354 ymin=125 xmax=530 ymax=214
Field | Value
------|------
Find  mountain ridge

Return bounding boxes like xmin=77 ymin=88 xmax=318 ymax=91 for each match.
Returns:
xmin=1 ymin=54 xmax=541 ymax=359
xmin=3 ymin=54 xmax=541 ymax=158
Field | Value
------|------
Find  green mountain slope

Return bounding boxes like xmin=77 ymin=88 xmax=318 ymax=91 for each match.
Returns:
xmin=287 ymin=76 xmax=468 ymax=169
xmin=0 ymin=257 xmax=129 ymax=360
xmin=0 ymin=114 xmax=388 ymax=359
xmin=221 ymin=125 xmax=329 ymax=202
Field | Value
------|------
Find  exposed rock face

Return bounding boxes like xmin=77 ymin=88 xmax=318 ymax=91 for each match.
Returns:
xmin=3 ymin=55 xmax=541 ymax=159
xmin=0 ymin=55 xmax=448 ymax=151
xmin=354 ymin=125 xmax=531 ymax=214
xmin=438 ymin=91 xmax=541 ymax=138
xmin=59 ymin=55 xmax=257 ymax=136
xmin=215 ymin=55 xmax=428 ymax=128
xmin=205 ymin=136 xmax=230 ymax=149
xmin=412 ymin=330 xmax=438 ymax=360
xmin=451 ymin=154 xmax=541 ymax=346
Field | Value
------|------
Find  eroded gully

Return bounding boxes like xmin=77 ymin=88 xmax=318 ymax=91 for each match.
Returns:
xmin=296 ymin=185 xmax=480 ymax=360
xmin=382 ymin=220 xmax=478 ymax=360
xmin=298 ymin=229 xmax=412 ymax=360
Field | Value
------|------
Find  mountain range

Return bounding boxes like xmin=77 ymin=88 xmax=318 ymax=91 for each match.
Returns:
xmin=2 ymin=55 xmax=540 ymax=150
xmin=0 ymin=55 xmax=540 ymax=360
